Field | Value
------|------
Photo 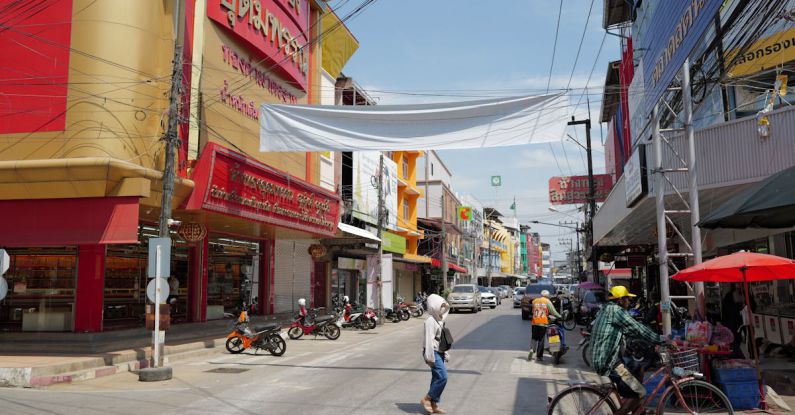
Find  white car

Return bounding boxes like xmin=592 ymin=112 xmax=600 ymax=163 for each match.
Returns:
xmin=479 ymin=286 xmax=497 ymax=308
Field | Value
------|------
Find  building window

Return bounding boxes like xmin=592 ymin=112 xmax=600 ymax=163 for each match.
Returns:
xmin=402 ymin=157 xmax=409 ymax=179
xmin=403 ymin=199 xmax=410 ymax=221
xmin=431 ymin=163 xmax=434 ymax=176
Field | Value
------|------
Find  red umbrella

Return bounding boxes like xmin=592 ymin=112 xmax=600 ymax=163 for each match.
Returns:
xmin=672 ymin=251 xmax=795 ymax=409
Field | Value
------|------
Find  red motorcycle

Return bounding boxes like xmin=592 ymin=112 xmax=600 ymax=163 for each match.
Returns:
xmin=287 ymin=308 xmax=341 ymax=340
xmin=395 ymin=296 xmax=411 ymax=321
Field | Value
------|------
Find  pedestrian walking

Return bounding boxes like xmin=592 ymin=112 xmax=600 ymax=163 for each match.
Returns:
xmin=528 ymin=290 xmax=561 ymax=362
xmin=421 ymin=294 xmax=451 ymax=414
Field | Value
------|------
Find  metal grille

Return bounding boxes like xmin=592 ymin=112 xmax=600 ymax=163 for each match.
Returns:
xmin=667 ymin=347 xmax=700 ymax=372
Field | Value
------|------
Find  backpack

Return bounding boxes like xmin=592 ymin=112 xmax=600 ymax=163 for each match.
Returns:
xmin=435 ymin=320 xmax=454 ymax=352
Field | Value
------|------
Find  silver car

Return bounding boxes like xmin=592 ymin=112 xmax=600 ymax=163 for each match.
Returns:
xmin=513 ymin=287 xmax=526 ymax=308
xmin=447 ymin=284 xmax=481 ymax=313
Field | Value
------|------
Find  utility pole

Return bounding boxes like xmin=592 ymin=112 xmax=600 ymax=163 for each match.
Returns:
xmin=682 ymin=58 xmax=706 ymax=319
xmin=376 ymin=154 xmax=384 ymax=312
xmin=486 ymin=210 xmax=492 ymax=287
xmin=141 ymin=0 xmax=182 ymax=382
xmin=440 ymin=195 xmax=448 ymax=292
xmin=568 ymin=117 xmax=600 ymax=284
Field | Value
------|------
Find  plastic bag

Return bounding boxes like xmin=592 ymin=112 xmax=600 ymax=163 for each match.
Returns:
xmin=685 ymin=321 xmax=712 ymax=345
xmin=711 ymin=322 xmax=734 ymax=346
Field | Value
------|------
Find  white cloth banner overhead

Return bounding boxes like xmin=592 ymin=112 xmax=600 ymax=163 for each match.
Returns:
xmin=259 ymin=94 xmax=569 ymax=152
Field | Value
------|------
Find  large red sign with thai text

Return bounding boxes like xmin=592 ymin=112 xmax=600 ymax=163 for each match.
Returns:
xmin=208 ymin=0 xmax=309 ymax=91
xmin=0 ymin=0 xmax=73 ymax=134
xmin=549 ymin=174 xmax=613 ymax=205
xmin=192 ymin=143 xmax=339 ymax=236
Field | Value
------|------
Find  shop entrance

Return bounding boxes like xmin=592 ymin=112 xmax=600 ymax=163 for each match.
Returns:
xmin=207 ymin=236 xmax=259 ymax=319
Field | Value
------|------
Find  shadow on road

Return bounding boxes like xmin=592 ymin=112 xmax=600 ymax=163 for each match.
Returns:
xmin=394 ymin=402 xmax=426 ymax=414
xmin=210 ymin=360 xmax=481 ymax=375
xmin=453 ymin=314 xmax=531 ymax=352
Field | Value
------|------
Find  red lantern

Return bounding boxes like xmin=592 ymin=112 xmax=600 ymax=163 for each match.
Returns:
xmin=177 ymin=222 xmax=207 ymax=244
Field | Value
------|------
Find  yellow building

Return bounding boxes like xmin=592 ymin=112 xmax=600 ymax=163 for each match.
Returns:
xmin=392 ymin=151 xmax=427 ymax=260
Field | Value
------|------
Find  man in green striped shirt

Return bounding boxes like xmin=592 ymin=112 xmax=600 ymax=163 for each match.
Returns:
xmin=590 ymin=286 xmax=667 ymax=415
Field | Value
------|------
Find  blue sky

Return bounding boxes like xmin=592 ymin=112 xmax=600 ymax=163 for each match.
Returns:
xmin=334 ymin=0 xmax=621 ymax=260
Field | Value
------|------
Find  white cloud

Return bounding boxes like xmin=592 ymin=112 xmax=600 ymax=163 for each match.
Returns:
xmin=512 ymin=148 xmax=563 ymax=169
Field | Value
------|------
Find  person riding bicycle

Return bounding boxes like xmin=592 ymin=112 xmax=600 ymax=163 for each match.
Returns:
xmin=528 ymin=290 xmax=562 ymax=362
xmin=590 ymin=286 xmax=668 ymax=415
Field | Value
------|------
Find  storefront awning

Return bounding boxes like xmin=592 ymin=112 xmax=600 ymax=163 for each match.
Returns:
xmin=430 ymin=258 xmax=467 ymax=273
xmin=602 ymin=268 xmax=632 ymax=278
xmin=337 ymin=222 xmax=380 ymax=242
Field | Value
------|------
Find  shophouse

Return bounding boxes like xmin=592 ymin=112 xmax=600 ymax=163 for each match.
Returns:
xmin=417 ymin=151 xmax=466 ymax=292
xmin=526 ymin=231 xmax=542 ymax=278
xmin=594 ymin=0 xmax=795 ymax=329
xmin=541 ymin=244 xmax=552 ymax=278
xmin=479 ymin=208 xmax=505 ymax=285
xmin=457 ymin=193 xmax=484 ymax=285
xmin=0 ymin=0 xmax=359 ymax=332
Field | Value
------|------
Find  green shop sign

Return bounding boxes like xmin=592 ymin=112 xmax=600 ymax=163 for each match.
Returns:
xmin=382 ymin=232 xmax=406 ymax=254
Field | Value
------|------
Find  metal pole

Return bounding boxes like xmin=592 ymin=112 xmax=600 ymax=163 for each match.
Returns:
xmin=682 ymin=58 xmax=706 ymax=319
xmin=575 ymin=227 xmax=582 ymax=278
xmin=440 ymin=195 xmax=448 ymax=292
xmin=584 ymin=120 xmax=600 ymax=284
xmin=376 ymin=154 xmax=384 ymax=311
xmin=653 ymin=104 xmax=672 ymax=335
xmin=486 ymin=212 xmax=492 ymax=287
xmin=153 ymin=245 xmax=162 ymax=368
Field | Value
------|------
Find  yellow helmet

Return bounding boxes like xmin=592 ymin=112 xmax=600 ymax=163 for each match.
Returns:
xmin=608 ymin=285 xmax=636 ymax=300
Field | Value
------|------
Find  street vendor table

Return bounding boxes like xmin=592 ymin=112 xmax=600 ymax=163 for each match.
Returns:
xmin=698 ymin=348 xmax=732 ymax=383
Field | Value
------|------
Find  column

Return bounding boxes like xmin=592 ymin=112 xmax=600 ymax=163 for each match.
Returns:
xmin=74 ymin=245 xmax=106 ymax=332
xmin=188 ymin=235 xmax=208 ymax=322
xmin=258 ymin=240 xmax=271 ymax=315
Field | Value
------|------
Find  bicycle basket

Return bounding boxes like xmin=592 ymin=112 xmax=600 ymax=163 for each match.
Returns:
xmin=668 ymin=347 xmax=700 ymax=372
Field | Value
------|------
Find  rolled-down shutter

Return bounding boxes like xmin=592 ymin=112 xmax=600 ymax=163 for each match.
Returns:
xmin=273 ymin=239 xmax=315 ymax=314
xmin=396 ymin=269 xmax=414 ymax=301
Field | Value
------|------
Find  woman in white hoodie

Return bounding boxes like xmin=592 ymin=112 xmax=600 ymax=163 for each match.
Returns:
xmin=421 ymin=294 xmax=450 ymax=414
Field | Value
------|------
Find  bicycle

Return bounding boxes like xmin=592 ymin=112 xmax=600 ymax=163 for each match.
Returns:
xmin=547 ymin=346 xmax=734 ymax=414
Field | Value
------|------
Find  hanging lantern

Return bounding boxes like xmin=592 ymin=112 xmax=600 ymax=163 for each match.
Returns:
xmin=177 ymin=222 xmax=207 ymax=244
xmin=307 ymin=244 xmax=327 ymax=259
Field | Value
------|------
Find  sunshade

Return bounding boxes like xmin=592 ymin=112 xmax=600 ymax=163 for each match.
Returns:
xmin=259 ymin=94 xmax=569 ymax=152
xmin=672 ymin=251 xmax=795 ymax=408
xmin=698 ymin=165 xmax=795 ymax=229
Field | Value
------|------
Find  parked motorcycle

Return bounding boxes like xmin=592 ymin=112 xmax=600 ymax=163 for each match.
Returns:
xmin=395 ymin=296 xmax=411 ymax=321
xmin=288 ymin=308 xmax=341 ymax=340
xmin=225 ymin=310 xmax=287 ymax=356
xmin=411 ymin=293 xmax=427 ymax=318
xmin=338 ymin=301 xmax=376 ymax=330
xmin=382 ymin=306 xmax=402 ymax=323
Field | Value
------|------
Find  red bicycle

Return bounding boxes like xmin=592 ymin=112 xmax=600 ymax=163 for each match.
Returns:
xmin=547 ymin=346 xmax=733 ymax=414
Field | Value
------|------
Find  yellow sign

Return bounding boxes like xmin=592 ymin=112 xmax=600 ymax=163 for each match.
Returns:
xmin=727 ymin=26 xmax=795 ymax=77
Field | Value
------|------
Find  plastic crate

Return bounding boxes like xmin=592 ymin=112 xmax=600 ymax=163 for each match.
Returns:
xmin=713 ymin=367 xmax=757 ymax=383
xmin=718 ymin=380 xmax=760 ymax=410
xmin=644 ymin=372 xmax=669 ymax=407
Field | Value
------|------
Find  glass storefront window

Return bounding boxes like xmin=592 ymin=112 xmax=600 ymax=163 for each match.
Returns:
xmin=0 ymin=248 xmax=77 ymax=332
xmin=207 ymin=236 xmax=258 ymax=314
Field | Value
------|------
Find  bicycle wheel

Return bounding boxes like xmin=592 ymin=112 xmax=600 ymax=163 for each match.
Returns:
xmin=581 ymin=341 xmax=592 ymax=368
xmin=548 ymin=385 xmax=617 ymax=415
xmin=656 ymin=380 xmax=734 ymax=414
xmin=563 ymin=313 xmax=576 ymax=331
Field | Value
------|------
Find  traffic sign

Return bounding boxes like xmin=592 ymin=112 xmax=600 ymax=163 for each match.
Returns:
xmin=0 ymin=249 xmax=9 ymax=275
xmin=146 ymin=279 xmax=170 ymax=303
xmin=490 ymin=176 xmax=501 ymax=186
xmin=148 ymin=238 xmax=171 ymax=278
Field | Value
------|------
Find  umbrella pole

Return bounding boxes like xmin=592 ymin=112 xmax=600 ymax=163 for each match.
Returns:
xmin=744 ymin=273 xmax=766 ymax=409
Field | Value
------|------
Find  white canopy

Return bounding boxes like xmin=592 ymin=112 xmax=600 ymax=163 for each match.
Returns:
xmin=259 ymin=94 xmax=569 ymax=152
xmin=337 ymin=222 xmax=380 ymax=242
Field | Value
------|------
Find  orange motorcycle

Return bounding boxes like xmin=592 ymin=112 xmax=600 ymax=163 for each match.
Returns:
xmin=225 ymin=310 xmax=287 ymax=356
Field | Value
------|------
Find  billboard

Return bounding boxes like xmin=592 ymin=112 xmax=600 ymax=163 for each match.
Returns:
xmin=352 ymin=152 xmax=398 ymax=230
xmin=639 ymin=0 xmax=723 ymax=114
xmin=549 ymin=175 xmax=613 ymax=205
xmin=624 ymin=146 xmax=649 ymax=207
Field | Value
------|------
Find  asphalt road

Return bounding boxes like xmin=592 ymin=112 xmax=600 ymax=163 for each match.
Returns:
xmin=0 ymin=301 xmax=599 ymax=415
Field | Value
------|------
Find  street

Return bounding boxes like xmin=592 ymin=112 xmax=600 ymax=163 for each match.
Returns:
xmin=0 ymin=302 xmax=596 ymax=415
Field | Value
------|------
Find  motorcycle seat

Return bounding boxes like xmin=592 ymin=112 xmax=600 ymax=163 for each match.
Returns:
xmin=315 ymin=315 xmax=334 ymax=322
xmin=254 ymin=323 xmax=281 ymax=332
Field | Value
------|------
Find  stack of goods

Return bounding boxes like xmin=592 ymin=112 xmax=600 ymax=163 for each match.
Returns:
xmin=712 ymin=359 xmax=760 ymax=410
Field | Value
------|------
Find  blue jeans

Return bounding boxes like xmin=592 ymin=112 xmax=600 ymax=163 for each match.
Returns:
xmin=428 ymin=351 xmax=448 ymax=403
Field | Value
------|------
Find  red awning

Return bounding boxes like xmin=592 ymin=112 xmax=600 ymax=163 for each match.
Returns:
xmin=0 ymin=197 xmax=140 ymax=246
xmin=602 ymin=268 xmax=632 ymax=278
xmin=431 ymin=258 xmax=468 ymax=274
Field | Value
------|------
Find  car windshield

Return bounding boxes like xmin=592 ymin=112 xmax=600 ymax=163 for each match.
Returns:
xmin=525 ymin=285 xmax=554 ymax=295
xmin=515 ymin=288 xmax=525 ymax=295
xmin=478 ymin=287 xmax=490 ymax=293
xmin=452 ymin=285 xmax=475 ymax=293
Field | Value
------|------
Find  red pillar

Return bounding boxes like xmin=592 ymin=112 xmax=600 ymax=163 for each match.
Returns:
xmin=258 ymin=240 xmax=271 ymax=315
xmin=188 ymin=235 xmax=208 ymax=322
xmin=74 ymin=245 xmax=105 ymax=332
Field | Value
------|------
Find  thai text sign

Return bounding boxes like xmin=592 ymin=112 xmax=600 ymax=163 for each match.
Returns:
xmin=209 ymin=0 xmax=309 ymax=91
xmin=727 ymin=26 xmax=795 ymax=78
xmin=640 ymin=0 xmax=722 ymax=114
xmin=201 ymin=144 xmax=340 ymax=236
xmin=549 ymin=174 xmax=613 ymax=205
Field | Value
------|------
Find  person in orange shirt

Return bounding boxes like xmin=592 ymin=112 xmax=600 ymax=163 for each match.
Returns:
xmin=528 ymin=290 xmax=561 ymax=362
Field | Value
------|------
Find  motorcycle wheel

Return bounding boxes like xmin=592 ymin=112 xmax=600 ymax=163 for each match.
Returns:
xmin=367 ymin=317 xmax=377 ymax=330
xmin=399 ymin=309 xmax=410 ymax=321
xmin=324 ymin=324 xmax=341 ymax=340
xmin=287 ymin=326 xmax=303 ymax=340
xmin=412 ymin=308 xmax=423 ymax=318
xmin=563 ymin=315 xmax=576 ymax=331
xmin=581 ymin=341 xmax=592 ymax=368
xmin=359 ymin=319 xmax=369 ymax=330
xmin=225 ymin=336 xmax=245 ymax=354
xmin=268 ymin=334 xmax=287 ymax=356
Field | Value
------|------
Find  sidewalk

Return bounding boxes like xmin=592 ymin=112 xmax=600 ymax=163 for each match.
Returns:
xmin=0 ymin=313 xmax=294 ymax=387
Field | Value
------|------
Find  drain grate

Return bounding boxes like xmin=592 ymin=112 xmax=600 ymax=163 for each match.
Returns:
xmin=205 ymin=367 xmax=250 ymax=374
